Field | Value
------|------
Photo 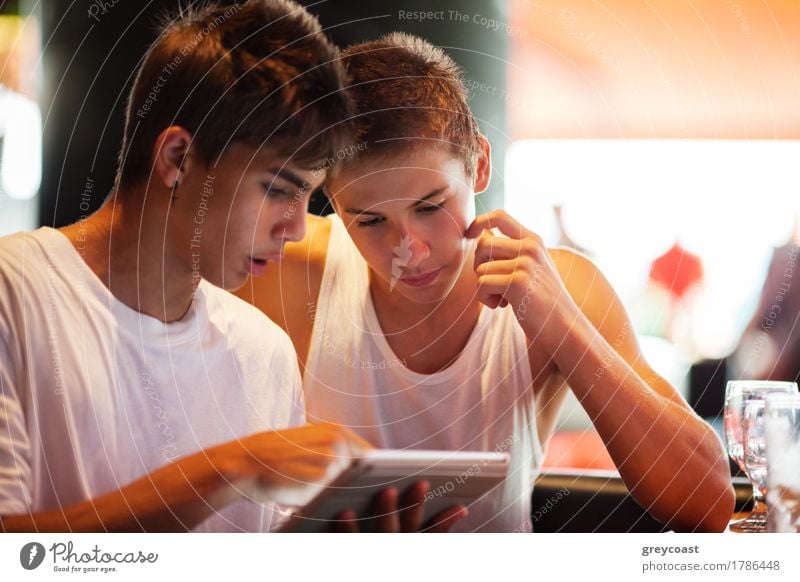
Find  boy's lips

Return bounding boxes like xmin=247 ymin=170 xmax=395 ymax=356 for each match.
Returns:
xmin=248 ymin=257 xmax=267 ymax=276
xmin=400 ymin=268 xmax=442 ymax=287
xmin=247 ymin=253 xmax=282 ymax=276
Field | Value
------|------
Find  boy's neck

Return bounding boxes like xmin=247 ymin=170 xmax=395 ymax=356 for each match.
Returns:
xmin=368 ymin=261 xmax=482 ymax=374
xmin=60 ymin=190 xmax=195 ymax=323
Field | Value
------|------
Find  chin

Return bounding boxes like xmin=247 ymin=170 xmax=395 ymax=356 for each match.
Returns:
xmin=396 ymin=277 xmax=457 ymax=305
xmin=205 ymin=270 xmax=246 ymax=292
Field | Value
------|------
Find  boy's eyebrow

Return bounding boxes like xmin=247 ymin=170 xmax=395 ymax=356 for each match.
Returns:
xmin=266 ymin=168 xmax=306 ymax=189
xmin=343 ymin=187 xmax=447 ymax=215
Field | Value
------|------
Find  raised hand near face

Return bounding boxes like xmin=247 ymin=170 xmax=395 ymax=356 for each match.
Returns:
xmin=466 ymin=209 xmax=581 ymax=352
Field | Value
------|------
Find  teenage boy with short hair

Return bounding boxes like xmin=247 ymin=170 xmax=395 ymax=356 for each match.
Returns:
xmin=239 ymin=33 xmax=735 ymax=532
xmin=0 ymin=0 xmax=379 ymax=533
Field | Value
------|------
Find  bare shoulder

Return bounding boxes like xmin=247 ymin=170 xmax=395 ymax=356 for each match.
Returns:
xmin=547 ymin=247 xmax=606 ymax=307
xmin=547 ymin=246 xmax=635 ymax=352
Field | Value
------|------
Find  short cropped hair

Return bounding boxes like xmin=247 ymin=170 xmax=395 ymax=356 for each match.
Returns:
xmin=117 ymin=0 xmax=353 ymax=191
xmin=334 ymin=32 xmax=482 ymax=179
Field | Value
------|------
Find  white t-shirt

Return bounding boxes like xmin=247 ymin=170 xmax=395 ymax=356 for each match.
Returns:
xmin=0 ymin=227 xmax=305 ymax=532
xmin=303 ymin=215 xmax=544 ymax=532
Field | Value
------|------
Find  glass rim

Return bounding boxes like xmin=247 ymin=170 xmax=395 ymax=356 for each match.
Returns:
xmin=726 ymin=380 xmax=799 ymax=389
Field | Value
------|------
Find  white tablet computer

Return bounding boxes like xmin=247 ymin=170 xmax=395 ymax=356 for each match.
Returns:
xmin=278 ymin=449 xmax=509 ymax=532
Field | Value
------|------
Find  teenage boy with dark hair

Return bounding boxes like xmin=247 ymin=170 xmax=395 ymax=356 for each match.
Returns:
xmin=0 ymin=1 xmax=440 ymax=533
xmin=239 ymin=33 xmax=735 ymax=532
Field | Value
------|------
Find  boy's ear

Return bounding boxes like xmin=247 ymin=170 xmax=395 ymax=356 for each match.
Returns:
xmin=473 ymin=134 xmax=492 ymax=194
xmin=152 ymin=126 xmax=193 ymax=189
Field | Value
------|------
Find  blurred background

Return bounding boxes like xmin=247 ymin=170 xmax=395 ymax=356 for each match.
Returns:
xmin=2 ymin=0 xmax=799 ymax=473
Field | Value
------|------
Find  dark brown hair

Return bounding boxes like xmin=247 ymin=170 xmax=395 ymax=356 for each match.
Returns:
xmin=117 ymin=0 xmax=353 ymax=190
xmin=334 ymin=32 xmax=482 ymax=179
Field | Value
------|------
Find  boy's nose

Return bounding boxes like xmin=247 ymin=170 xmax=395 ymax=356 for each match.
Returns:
xmin=399 ymin=232 xmax=431 ymax=270
xmin=276 ymin=207 xmax=306 ymax=243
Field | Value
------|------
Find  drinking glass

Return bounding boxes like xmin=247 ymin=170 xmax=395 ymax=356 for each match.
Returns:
xmin=742 ymin=400 xmax=767 ymax=529
xmin=724 ymin=380 xmax=798 ymax=532
xmin=764 ymin=393 xmax=800 ymax=533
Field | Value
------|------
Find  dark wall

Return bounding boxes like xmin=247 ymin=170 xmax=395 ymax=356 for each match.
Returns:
xmin=40 ymin=0 xmax=507 ymax=226
xmin=39 ymin=0 xmax=236 ymax=227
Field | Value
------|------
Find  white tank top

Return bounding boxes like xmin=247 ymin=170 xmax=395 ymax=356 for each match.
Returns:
xmin=304 ymin=214 xmax=544 ymax=532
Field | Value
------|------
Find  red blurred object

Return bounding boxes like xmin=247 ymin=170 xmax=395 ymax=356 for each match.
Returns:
xmin=648 ymin=242 xmax=703 ymax=299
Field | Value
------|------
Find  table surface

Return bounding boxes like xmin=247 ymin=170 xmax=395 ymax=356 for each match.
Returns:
xmin=727 ymin=512 xmax=755 ymax=533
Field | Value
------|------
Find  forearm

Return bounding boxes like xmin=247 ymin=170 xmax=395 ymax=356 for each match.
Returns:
xmin=1 ymin=446 xmax=244 ymax=532
xmin=0 ymin=423 xmax=369 ymax=533
xmin=545 ymin=310 xmax=734 ymax=531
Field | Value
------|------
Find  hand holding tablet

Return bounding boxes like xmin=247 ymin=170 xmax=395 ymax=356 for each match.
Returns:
xmin=278 ymin=449 xmax=510 ymax=532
